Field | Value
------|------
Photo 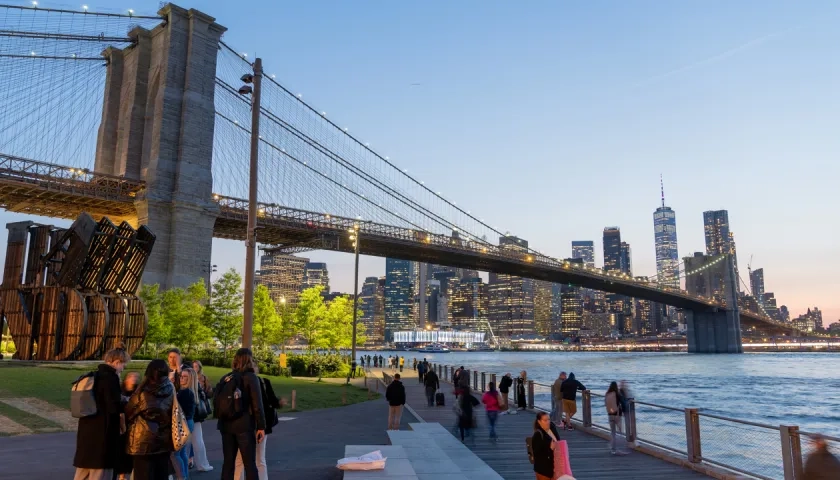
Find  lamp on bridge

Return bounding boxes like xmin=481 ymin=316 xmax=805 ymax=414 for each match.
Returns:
xmin=349 ymin=224 xmax=361 ymax=369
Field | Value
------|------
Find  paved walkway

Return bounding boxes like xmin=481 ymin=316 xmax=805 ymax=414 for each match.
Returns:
xmin=377 ymin=368 xmax=709 ymax=480
xmin=0 ymin=392 xmax=416 ymax=480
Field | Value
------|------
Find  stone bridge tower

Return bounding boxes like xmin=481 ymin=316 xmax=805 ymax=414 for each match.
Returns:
xmin=93 ymin=4 xmax=226 ymax=290
xmin=683 ymin=253 xmax=743 ymax=353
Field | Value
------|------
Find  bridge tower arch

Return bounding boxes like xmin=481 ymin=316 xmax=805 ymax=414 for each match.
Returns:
xmin=683 ymin=253 xmax=743 ymax=353
xmin=94 ymin=4 xmax=226 ymax=290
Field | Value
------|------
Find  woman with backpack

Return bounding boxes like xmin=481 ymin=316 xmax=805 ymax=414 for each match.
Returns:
xmin=215 ymin=348 xmax=266 ymax=480
xmin=234 ymin=365 xmax=282 ymax=480
xmin=125 ymin=359 xmax=175 ymax=480
xmin=605 ymin=382 xmax=629 ymax=456
xmin=190 ymin=360 xmax=214 ymax=472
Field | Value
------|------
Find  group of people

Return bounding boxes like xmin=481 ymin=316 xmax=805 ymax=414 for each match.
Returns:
xmin=72 ymin=347 xmax=283 ymax=480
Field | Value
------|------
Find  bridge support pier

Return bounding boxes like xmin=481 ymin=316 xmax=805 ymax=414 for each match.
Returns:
xmin=685 ymin=309 xmax=743 ymax=353
xmin=94 ymin=4 xmax=226 ymax=291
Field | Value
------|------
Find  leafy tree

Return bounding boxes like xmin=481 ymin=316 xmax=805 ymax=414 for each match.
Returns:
xmin=164 ymin=281 xmax=212 ymax=354
xmin=207 ymin=268 xmax=244 ymax=352
xmin=319 ymin=295 xmax=366 ymax=351
xmin=139 ymin=283 xmax=167 ymax=353
xmin=277 ymin=300 xmax=296 ymax=352
xmin=253 ymin=284 xmax=282 ymax=348
xmin=294 ymin=286 xmax=327 ymax=350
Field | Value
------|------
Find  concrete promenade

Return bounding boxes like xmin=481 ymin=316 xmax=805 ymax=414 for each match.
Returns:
xmin=0 ymin=393 xmax=416 ymax=480
xmin=377 ymin=367 xmax=709 ymax=479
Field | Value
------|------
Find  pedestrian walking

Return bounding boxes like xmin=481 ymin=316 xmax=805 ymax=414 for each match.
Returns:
xmin=385 ymin=373 xmax=406 ymax=430
xmin=126 ymin=359 xmax=176 ymax=480
xmin=551 ymin=372 xmax=567 ymax=423
xmin=234 ymin=367 xmax=283 ymax=480
xmin=456 ymin=386 xmax=479 ymax=443
xmin=559 ymin=372 xmax=585 ymax=430
xmin=803 ymin=434 xmax=840 ymax=480
xmin=605 ymin=382 xmax=629 ymax=455
xmin=531 ymin=412 xmax=571 ymax=480
xmin=499 ymin=373 xmax=513 ymax=414
xmin=399 ymin=356 xmax=405 ymax=372
xmin=413 ymin=358 xmax=417 ymax=371
xmin=417 ymin=360 xmax=426 ymax=383
xmin=72 ymin=348 xmax=129 ymax=480
xmin=482 ymin=382 xmax=501 ymax=441
xmin=190 ymin=361 xmax=214 ymax=472
xmin=423 ymin=367 xmax=439 ymax=407
xmin=215 ymin=348 xmax=267 ymax=480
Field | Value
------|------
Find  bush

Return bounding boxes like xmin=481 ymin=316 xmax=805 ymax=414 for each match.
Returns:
xmin=287 ymin=352 xmax=347 ymax=377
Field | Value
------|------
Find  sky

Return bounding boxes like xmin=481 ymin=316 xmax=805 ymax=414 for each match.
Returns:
xmin=1 ymin=1 xmax=839 ymax=322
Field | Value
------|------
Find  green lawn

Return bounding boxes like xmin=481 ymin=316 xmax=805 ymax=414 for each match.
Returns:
xmin=0 ymin=361 xmax=378 ymax=433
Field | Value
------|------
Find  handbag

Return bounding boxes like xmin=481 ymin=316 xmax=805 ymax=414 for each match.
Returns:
xmin=172 ymin=396 xmax=191 ymax=451
xmin=195 ymin=389 xmax=208 ymax=421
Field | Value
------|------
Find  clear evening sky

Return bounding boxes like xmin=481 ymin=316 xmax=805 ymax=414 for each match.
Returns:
xmin=1 ymin=1 xmax=838 ymax=322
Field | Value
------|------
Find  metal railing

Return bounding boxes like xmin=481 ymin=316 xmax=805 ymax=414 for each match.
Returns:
xmin=432 ymin=363 xmax=830 ymax=480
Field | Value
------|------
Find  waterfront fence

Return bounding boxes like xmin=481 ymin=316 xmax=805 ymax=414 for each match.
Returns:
xmin=429 ymin=363 xmax=826 ymax=480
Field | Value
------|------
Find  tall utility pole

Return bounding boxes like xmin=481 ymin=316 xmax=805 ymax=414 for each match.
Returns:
xmin=242 ymin=58 xmax=263 ymax=349
xmin=350 ymin=225 xmax=360 ymax=363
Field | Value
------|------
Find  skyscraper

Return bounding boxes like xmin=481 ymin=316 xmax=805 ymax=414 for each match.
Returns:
xmin=488 ymin=235 xmax=535 ymax=337
xmin=533 ymin=280 xmax=553 ymax=336
xmin=385 ymin=258 xmax=415 ymax=342
xmin=603 ymin=228 xmax=622 ymax=272
xmin=257 ymin=249 xmax=308 ymax=309
xmin=451 ymin=276 xmax=488 ymax=331
xmin=302 ymin=262 xmax=330 ymax=293
xmin=653 ymin=177 xmax=680 ymax=288
xmin=560 ymin=290 xmax=583 ymax=337
xmin=571 ymin=241 xmax=595 ymax=268
xmin=359 ymin=276 xmax=385 ymax=345
xmin=703 ymin=210 xmax=740 ymax=288
xmin=749 ymin=268 xmax=765 ymax=306
xmin=620 ymin=242 xmax=632 ymax=275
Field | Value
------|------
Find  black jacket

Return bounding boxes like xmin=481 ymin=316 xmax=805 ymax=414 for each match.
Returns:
xmin=125 ymin=378 xmax=175 ymax=456
xmin=532 ymin=423 xmax=562 ymax=477
xmin=261 ymin=377 xmax=281 ymax=435
xmin=423 ymin=370 xmax=439 ymax=390
xmin=217 ymin=370 xmax=266 ymax=435
xmin=73 ymin=364 xmax=123 ymax=469
xmin=560 ymin=373 xmax=586 ymax=401
xmin=458 ymin=394 xmax=479 ymax=428
xmin=499 ymin=375 xmax=513 ymax=394
xmin=176 ymin=389 xmax=196 ymax=421
xmin=386 ymin=380 xmax=406 ymax=406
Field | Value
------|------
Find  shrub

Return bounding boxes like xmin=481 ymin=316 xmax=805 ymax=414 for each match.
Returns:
xmin=287 ymin=352 xmax=347 ymax=377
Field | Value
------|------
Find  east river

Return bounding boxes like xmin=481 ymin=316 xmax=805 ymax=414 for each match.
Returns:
xmin=363 ymin=350 xmax=840 ymax=478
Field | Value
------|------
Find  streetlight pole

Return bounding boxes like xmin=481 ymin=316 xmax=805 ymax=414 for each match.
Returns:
xmin=350 ymin=224 xmax=360 ymax=364
xmin=242 ymin=58 xmax=263 ymax=349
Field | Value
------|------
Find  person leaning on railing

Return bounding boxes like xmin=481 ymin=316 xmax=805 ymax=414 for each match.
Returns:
xmin=803 ymin=435 xmax=840 ymax=479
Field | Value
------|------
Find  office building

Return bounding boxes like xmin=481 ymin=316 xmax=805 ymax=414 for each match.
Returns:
xmin=359 ymin=276 xmax=385 ymax=345
xmin=385 ymin=258 xmax=415 ymax=342
xmin=571 ymin=241 xmax=595 ymax=268
xmin=653 ymin=179 xmax=680 ymax=287
xmin=534 ymin=280 xmax=553 ymax=336
xmin=603 ymin=228 xmax=632 ymax=333
xmin=603 ymin=228 xmax=622 ymax=272
xmin=703 ymin=210 xmax=740 ymax=288
xmin=793 ymin=308 xmax=822 ymax=332
xmin=488 ymin=235 xmax=535 ymax=337
xmin=302 ymin=262 xmax=330 ymax=294
xmin=635 ymin=294 xmax=665 ymax=336
xmin=560 ymin=289 xmax=583 ymax=337
xmin=762 ymin=292 xmax=781 ymax=321
xmin=779 ymin=305 xmax=790 ymax=323
xmin=257 ymin=249 xmax=308 ymax=310
xmin=582 ymin=311 xmax=613 ymax=337
xmin=620 ymin=242 xmax=632 ymax=275
xmin=450 ymin=276 xmax=488 ymax=331
xmin=750 ymin=268 xmax=765 ymax=306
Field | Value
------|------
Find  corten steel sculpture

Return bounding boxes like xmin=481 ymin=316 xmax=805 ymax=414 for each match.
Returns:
xmin=0 ymin=213 xmax=155 ymax=360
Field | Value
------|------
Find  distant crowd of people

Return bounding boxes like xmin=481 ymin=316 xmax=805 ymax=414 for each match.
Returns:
xmin=72 ymin=346 xmax=283 ymax=480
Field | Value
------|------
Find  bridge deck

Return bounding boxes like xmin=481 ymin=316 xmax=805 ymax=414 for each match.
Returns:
xmin=383 ymin=368 xmax=709 ymax=479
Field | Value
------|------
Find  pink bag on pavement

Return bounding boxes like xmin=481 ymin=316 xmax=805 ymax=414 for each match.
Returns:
xmin=553 ymin=439 xmax=573 ymax=480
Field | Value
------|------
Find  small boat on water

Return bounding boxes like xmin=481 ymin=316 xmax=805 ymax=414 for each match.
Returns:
xmin=467 ymin=344 xmax=496 ymax=352
xmin=415 ymin=343 xmax=451 ymax=353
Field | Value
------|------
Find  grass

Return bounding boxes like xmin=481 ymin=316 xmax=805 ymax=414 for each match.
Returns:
xmin=0 ymin=361 xmax=378 ymax=423
xmin=0 ymin=402 xmax=62 ymax=434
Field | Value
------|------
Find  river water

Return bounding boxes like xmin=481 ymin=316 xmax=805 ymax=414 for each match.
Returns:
xmin=363 ymin=350 xmax=840 ymax=479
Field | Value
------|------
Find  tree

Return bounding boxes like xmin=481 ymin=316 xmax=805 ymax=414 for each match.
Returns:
xmin=294 ymin=286 xmax=327 ymax=350
xmin=253 ymin=284 xmax=282 ymax=348
xmin=207 ymin=268 xmax=244 ymax=352
xmin=277 ymin=300 xmax=296 ymax=352
xmin=164 ymin=281 xmax=212 ymax=354
xmin=139 ymin=283 xmax=167 ymax=353
xmin=319 ymin=295 xmax=366 ymax=351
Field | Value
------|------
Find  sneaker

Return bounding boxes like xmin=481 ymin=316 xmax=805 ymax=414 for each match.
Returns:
xmin=617 ymin=450 xmax=630 ymax=455
xmin=610 ymin=450 xmax=617 ymax=455
xmin=197 ymin=466 xmax=214 ymax=472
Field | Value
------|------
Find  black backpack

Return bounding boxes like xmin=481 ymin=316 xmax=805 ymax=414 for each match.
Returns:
xmin=260 ymin=378 xmax=279 ymax=429
xmin=214 ymin=372 xmax=244 ymax=421
xmin=526 ymin=436 xmax=535 ymax=464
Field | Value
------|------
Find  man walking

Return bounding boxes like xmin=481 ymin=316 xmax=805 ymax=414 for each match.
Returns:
xmin=423 ymin=367 xmax=440 ymax=407
xmin=417 ymin=360 xmax=426 ymax=383
xmin=386 ymin=374 xmax=406 ymax=430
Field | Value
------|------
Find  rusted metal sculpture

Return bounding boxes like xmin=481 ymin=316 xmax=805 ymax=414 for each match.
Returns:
xmin=0 ymin=213 xmax=155 ymax=360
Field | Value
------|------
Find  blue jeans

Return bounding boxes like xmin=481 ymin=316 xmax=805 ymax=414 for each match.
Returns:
xmin=175 ymin=419 xmax=194 ymax=479
xmin=486 ymin=411 xmax=498 ymax=438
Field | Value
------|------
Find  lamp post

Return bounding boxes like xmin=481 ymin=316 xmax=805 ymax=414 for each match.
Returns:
xmin=240 ymin=58 xmax=263 ymax=349
xmin=349 ymin=224 xmax=361 ymax=364
xmin=205 ymin=263 xmax=217 ymax=302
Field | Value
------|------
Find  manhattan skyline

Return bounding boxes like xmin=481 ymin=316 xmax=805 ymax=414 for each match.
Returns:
xmin=0 ymin=0 xmax=836 ymax=321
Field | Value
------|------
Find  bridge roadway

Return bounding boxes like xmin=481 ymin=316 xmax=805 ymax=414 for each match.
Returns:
xmin=0 ymin=154 xmax=792 ymax=334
